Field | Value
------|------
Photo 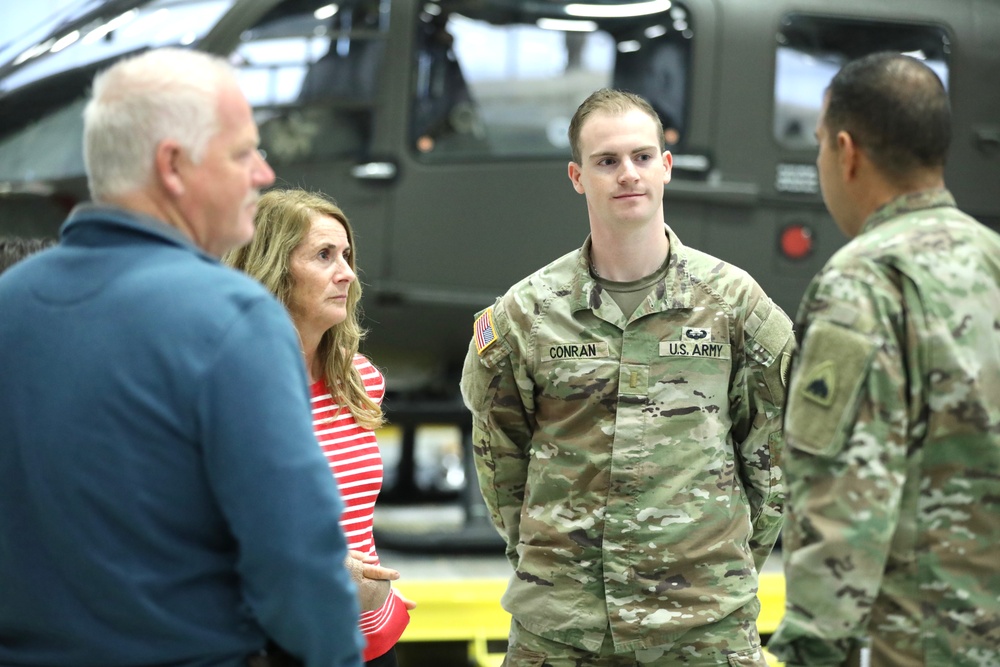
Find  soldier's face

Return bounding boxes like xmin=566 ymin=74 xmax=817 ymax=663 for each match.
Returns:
xmin=568 ymin=109 xmax=672 ymax=231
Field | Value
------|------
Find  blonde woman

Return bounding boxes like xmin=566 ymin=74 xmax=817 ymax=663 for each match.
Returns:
xmin=226 ymin=189 xmax=413 ymax=667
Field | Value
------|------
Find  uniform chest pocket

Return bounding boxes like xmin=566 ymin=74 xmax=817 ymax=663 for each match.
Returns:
xmin=648 ymin=341 xmax=732 ymax=421
xmin=537 ymin=342 xmax=616 ymax=397
xmin=537 ymin=356 xmax=619 ymax=403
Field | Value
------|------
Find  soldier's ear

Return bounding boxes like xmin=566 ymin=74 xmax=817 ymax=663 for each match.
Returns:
xmin=836 ymin=131 xmax=860 ymax=182
xmin=568 ymin=161 xmax=585 ymax=194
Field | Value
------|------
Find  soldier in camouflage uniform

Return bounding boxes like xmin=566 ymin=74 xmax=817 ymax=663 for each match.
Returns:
xmin=767 ymin=53 xmax=1000 ymax=666
xmin=460 ymin=89 xmax=793 ymax=666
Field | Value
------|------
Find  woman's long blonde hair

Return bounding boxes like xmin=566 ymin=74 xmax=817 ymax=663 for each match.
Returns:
xmin=224 ymin=188 xmax=383 ymax=430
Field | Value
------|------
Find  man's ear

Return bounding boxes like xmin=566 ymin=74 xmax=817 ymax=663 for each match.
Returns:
xmin=568 ymin=161 xmax=585 ymax=194
xmin=836 ymin=130 xmax=860 ymax=182
xmin=662 ymin=150 xmax=673 ymax=186
xmin=155 ymin=139 xmax=185 ymax=197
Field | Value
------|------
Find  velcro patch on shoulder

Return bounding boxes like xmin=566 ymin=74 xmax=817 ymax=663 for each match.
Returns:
xmin=474 ymin=307 xmax=498 ymax=355
xmin=747 ymin=298 xmax=792 ymax=368
xmin=785 ymin=319 xmax=877 ymax=457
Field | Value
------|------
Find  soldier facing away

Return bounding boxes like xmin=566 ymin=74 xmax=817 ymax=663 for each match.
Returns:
xmin=767 ymin=52 xmax=1000 ymax=666
xmin=460 ymin=88 xmax=794 ymax=666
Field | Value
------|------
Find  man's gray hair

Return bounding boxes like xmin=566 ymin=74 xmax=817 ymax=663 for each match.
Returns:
xmin=83 ymin=48 xmax=238 ymax=202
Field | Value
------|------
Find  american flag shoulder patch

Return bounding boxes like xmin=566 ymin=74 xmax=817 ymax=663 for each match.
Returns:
xmin=474 ymin=308 xmax=498 ymax=355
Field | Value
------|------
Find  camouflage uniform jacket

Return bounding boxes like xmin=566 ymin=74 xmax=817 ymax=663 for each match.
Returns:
xmin=767 ymin=190 xmax=1000 ymax=667
xmin=460 ymin=226 xmax=793 ymax=652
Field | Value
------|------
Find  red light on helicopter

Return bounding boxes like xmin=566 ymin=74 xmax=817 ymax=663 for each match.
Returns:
xmin=780 ymin=223 xmax=813 ymax=260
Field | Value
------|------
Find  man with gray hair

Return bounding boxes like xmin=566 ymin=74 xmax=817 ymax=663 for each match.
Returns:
xmin=0 ymin=48 xmax=363 ymax=667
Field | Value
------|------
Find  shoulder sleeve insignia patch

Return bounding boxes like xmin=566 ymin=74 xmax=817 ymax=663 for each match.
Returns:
xmin=785 ymin=319 xmax=877 ymax=457
xmin=801 ymin=360 xmax=836 ymax=406
xmin=474 ymin=307 xmax=498 ymax=355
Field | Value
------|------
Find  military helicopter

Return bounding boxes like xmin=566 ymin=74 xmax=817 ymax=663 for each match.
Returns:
xmin=3 ymin=1 xmax=997 ymax=663
xmin=1 ymin=0 xmax=998 ymax=542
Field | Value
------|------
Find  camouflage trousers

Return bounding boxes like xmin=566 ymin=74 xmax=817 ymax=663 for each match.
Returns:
xmin=503 ymin=601 xmax=767 ymax=667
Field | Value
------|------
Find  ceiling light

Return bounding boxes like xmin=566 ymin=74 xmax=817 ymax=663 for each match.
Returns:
xmin=565 ymin=0 xmax=671 ymax=19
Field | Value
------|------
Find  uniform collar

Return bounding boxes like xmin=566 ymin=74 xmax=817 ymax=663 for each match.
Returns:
xmin=861 ymin=188 xmax=957 ymax=235
xmin=569 ymin=225 xmax=694 ymax=315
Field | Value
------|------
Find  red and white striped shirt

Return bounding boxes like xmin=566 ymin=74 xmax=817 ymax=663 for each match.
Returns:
xmin=311 ymin=355 xmax=409 ymax=661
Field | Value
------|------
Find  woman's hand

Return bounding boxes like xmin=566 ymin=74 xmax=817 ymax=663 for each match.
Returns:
xmin=345 ymin=551 xmax=393 ymax=611
xmin=349 ymin=550 xmax=400 ymax=582
xmin=344 ymin=551 xmax=417 ymax=611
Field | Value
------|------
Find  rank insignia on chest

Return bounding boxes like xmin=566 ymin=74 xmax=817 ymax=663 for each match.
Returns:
xmin=474 ymin=307 xmax=497 ymax=355
xmin=801 ymin=360 xmax=836 ymax=407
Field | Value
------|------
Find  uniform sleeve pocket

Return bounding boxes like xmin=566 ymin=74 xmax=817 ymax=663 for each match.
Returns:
xmin=461 ymin=337 xmax=512 ymax=417
xmin=746 ymin=299 xmax=794 ymax=419
xmin=785 ymin=319 xmax=877 ymax=457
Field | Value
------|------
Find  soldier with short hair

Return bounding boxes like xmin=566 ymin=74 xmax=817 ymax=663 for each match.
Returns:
xmin=460 ymin=88 xmax=793 ymax=666
xmin=767 ymin=52 xmax=1000 ymax=666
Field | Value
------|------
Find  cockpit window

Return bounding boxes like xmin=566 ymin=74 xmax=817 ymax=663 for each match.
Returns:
xmin=234 ymin=0 xmax=389 ymax=164
xmin=774 ymin=14 xmax=950 ymax=150
xmin=409 ymin=0 xmax=692 ymax=162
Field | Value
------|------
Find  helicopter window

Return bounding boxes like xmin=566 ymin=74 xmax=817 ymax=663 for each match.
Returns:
xmin=0 ymin=0 xmax=236 ymax=186
xmin=774 ymin=14 xmax=950 ymax=150
xmin=410 ymin=1 xmax=692 ymax=162
xmin=235 ymin=0 xmax=389 ymax=165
